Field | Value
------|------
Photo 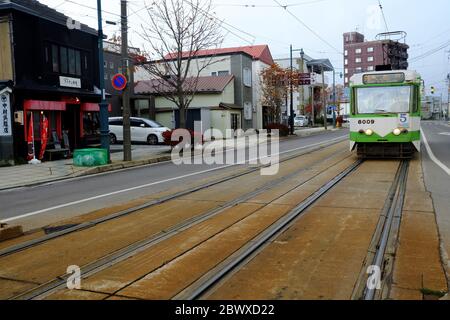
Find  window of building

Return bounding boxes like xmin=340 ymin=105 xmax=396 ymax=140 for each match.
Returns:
xmin=355 ymin=67 xmax=362 ymax=73
xmin=344 ymin=59 xmax=348 ymax=65
xmin=367 ymin=56 xmax=374 ymax=62
xmin=52 ymin=45 xmax=59 ymax=73
xmin=110 ymin=61 xmax=114 ymax=69
xmin=104 ymin=61 xmax=108 ymax=68
xmin=50 ymin=44 xmax=83 ymax=77
xmin=355 ymin=48 xmax=362 ymax=54
xmin=367 ymin=66 xmax=374 ymax=71
xmin=344 ymin=50 xmax=348 ymax=56
xmin=367 ymin=47 xmax=374 ymax=53
xmin=243 ymin=67 xmax=252 ymax=87
xmin=345 ymin=68 xmax=348 ymax=74
xmin=218 ymin=70 xmax=229 ymax=76
xmin=60 ymin=47 xmax=68 ymax=74
xmin=345 ymin=77 xmax=348 ymax=83
xmin=211 ymin=72 xmax=217 ymax=76
xmin=355 ymin=58 xmax=362 ymax=63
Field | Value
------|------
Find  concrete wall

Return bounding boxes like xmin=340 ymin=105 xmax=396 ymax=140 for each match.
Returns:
xmin=156 ymin=111 xmax=174 ymax=129
xmin=231 ymin=54 xmax=253 ymax=130
xmin=154 ymin=81 xmax=234 ymax=110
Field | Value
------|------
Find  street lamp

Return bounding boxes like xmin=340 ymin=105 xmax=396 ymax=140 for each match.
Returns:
xmin=97 ymin=0 xmax=111 ymax=161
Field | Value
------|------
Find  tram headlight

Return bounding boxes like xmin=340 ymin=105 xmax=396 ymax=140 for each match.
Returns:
xmin=393 ymin=128 xmax=402 ymax=136
xmin=365 ymin=129 xmax=374 ymax=136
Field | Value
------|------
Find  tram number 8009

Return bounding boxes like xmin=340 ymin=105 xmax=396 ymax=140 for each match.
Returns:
xmin=358 ymin=120 xmax=375 ymax=125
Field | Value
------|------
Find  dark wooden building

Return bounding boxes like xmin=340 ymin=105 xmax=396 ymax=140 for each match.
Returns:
xmin=0 ymin=0 xmax=108 ymax=165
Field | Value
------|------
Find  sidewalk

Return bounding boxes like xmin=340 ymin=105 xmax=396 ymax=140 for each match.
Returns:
xmin=0 ymin=145 xmax=172 ymax=191
xmin=295 ymin=126 xmax=346 ymax=137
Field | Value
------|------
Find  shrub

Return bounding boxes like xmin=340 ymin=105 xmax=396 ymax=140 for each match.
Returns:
xmin=162 ymin=129 xmax=204 ymax=147
xmin=266 ymin=123 xmax=290 ymax=137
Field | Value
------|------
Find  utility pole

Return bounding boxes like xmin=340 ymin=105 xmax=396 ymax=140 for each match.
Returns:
xmin=300 ymin=49 xmax=305 ymax=115
xmin=332 ymin=68 xmax=336 ymax=128
xmin=321 ymin=65 xmax=327 ymax=130
xmin=311 ymin=85 xmax=315 ymax=127
xmin=447 ymin=73 xmax=450 ymax=121
xmin=97 ymin=0 xmax=111 ymax=161
xmin=289 ymin=45 xmax=294 ymax=135
xmin=121 ymin=0 xmax=132 ymax=161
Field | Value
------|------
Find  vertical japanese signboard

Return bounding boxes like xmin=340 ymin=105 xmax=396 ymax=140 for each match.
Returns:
xmin=0 ymin=91 xmax=12 ymax=137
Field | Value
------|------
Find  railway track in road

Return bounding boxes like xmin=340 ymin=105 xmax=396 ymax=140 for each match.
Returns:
xmin=1 ymin=139 xmax=350 ymax=300
xmin=192 ymin=161 xmax=409 ymax=300
xmin=352 ymin=161 xmax=410 ymax=300
xmin=174 ymin=160 xmax=364 ymax=300
xmin=25 ymin=158 xmax=362 ymax=301
xmin=0 ymin=137 xmax=346 ymax=259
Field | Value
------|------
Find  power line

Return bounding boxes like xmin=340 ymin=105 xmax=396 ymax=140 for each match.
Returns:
xmin=409 ymin=39 xmax=450 ymax=63
xmin=271 ymin=0 xmax=342 ymax=55
xmin=214 ymin=0 xmax=330 ymax=8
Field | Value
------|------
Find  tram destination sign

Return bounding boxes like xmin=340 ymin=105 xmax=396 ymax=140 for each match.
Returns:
xmin=0 ymin=91 xmax=12 ymax=137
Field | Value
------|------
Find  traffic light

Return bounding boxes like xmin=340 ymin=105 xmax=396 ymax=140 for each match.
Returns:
xmin=431 ymin=86 xmax=435 ymax=94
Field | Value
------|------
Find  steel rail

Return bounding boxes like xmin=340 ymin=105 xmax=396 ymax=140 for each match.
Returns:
xmin=10 ymin=148 xmax=350 ymax=300
xmin=173 ymin=160 xmax=364 ymax=300
xmin=363 ymin=160 xmax=409 ymax=300
xmin=0 ymin=138 xmax=346 ymax=259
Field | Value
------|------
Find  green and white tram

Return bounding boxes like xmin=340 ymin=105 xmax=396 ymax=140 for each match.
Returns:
xmin=349 ymin=70 xmax=422 ymax=158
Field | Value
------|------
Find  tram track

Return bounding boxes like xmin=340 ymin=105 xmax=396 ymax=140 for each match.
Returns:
xmin=174 ymin=160 xmax=363 ymax=300
xmin=12 ymin=152 xmax=349 ymax=300
xmin=0 ymin=137 xmax=346 ymax=259
xmin=352 ymin=160 xmax=410 ymax=300
xmin=0 ymin=140 xmax=350 ymax=300
xmin=35 ymin=157 xmax=362 ymax=300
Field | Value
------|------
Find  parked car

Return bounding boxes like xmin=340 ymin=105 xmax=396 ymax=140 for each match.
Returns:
xmin=294 ymin=115 xmax=309 ymax=127
xmin=108 ymin=117 xmax=170 ymax=145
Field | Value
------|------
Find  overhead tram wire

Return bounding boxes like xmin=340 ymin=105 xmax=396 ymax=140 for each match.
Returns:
xmin=409 ymin=39 xmax=450 ymax=63
xmin=271 ymin=0 xmax=342 ymax=55
xmin=127 ymin=1 xmax=255 ymax=45
xmin=213 ymin=0 xmax=331 ymax=8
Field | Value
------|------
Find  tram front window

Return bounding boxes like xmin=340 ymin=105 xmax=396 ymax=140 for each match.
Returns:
xmin=355 ymin=86 xmax=412 ymax=114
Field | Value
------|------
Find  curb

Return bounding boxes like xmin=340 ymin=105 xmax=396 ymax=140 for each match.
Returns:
xmin=0 ymin=154 xmax=172 ymax=192
xmin=294 ymin=128 xmax=344 ymax=138
xmin=75 ymin=155 xmax=173 ymax=177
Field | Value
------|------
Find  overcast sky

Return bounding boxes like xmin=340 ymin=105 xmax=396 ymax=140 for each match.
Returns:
xmin=40 ymin=0 xmax=450 ymax=99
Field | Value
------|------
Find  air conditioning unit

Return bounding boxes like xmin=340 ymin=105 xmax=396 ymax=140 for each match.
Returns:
xmin=14 ymin=111 xmax=24 ymax=125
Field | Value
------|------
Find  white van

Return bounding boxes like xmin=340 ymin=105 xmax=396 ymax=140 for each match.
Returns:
xmin=108 ymin=117 xmax=170 ymax=145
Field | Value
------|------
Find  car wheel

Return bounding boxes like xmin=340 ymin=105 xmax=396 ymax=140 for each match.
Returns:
xmin=147 ymin=134 xmax=158 ymax=145
xmin=110 ymin=133 xmax=117 ymax=145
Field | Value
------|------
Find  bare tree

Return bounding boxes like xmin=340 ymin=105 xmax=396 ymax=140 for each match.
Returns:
xmin=139 ymin=0 xmax=223 ymax=129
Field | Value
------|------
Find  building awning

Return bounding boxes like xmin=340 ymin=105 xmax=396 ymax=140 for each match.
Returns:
xmin=219 ymin=103 xmax=243 ymax=110
xmin=307 ymin=59 xmax=334 ymax=73
xmin=24 ymin=100 xmax=66 ymax=111
xmin=81 ymin=103 xmax=112 ymax=112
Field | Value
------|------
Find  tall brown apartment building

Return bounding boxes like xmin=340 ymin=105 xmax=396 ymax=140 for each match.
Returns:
xmin=343 ymin=32 xmax=409 ymax=87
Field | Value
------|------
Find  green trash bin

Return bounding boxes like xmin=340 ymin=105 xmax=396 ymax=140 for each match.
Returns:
xmin=73 ymin=148 xmax=108 ymax=167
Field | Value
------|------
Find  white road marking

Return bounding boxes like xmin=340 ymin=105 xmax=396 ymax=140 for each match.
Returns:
xmin=421 ymin=129 xmax=450 ymax=176
xmin=439 ymin=132 xmax=450 ymax=136
xmin=1 ymin=135 xmax=347 ymax=223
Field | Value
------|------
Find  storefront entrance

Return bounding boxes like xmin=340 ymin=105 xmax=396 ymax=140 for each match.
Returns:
xmin=62 ymin=104 xmax=81 ymax=150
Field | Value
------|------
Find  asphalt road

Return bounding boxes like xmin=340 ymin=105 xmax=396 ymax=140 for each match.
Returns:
xmin=0 ymin=130 xmax=348 ymax=230
xmin=421 ymin=120 xmax=450 ymax=282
